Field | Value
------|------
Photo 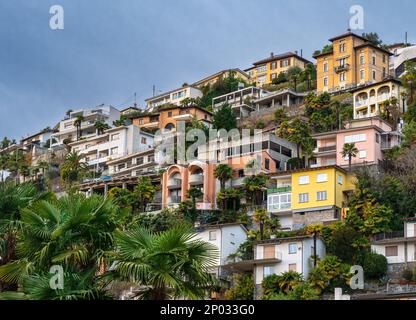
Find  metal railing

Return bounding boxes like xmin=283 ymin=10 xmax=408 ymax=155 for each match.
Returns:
xmin=372 ymin=231 xmax=404 ymax=241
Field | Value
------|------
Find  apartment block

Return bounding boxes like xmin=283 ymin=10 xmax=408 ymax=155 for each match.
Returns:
xmin=132 ymin=105 xmax=212 ymax=132
xmin=50 ymin=105 xmax=120 ymax=147
xmin=195 ymin=223 xmax=248 ymax=278
xmin=192 ymin=69 xmax=250 ymax=89
xmin=252 ymin=236 xmax=326 ymax=298
xmin=268 ymin=166 xmax=355 ymax=229
xmin=352 ymin=79 xmax=406 ymax=120
xmin=312 ymin=117 xmax=400 ymax=168
xmin=212 ymin=86 xmax=269 ymax=119
xmin=253 ymin=89 xmax=307 ymax=111
xmin=145 ymin=85 xmax=203 ymax=112
xmin=246 ymin=51 xmax=312 ymax=86
xmin=69 ymin=125 xmax=153 ymax=174
xmin=371 ymin=218 xmax=416 ymax=276
xmin=314 ymin=31 xmax=392 ymax=93
xmin=161 ymin=132 xmax=297 ymax=209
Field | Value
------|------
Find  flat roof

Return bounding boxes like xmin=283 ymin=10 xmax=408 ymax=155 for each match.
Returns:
xmin=196 ymin=222 xmax=248 ymax=233
xmin=255 ymin=234 xmax=318 ymax=245
xmin=269 ymin=165 xmax=348 ymax=177
xmin=192 ymin=68 xmax=249 ymax=87
xmin=145 ymin=85 xmax=200 ymax=102
xmin=349 ymin=78 xmax=402 ymax=92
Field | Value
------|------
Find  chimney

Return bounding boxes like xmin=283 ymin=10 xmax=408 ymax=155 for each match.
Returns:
xmin=295 ymin=50 xmax=298 ymax=55
xmin=270 ymin=52 xmax=274 ymax=57
xmin=300 ymin=49 xmax=303 ymax=57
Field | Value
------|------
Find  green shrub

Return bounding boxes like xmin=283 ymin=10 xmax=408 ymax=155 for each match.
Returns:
xmin=290 ymin=282 xmax=320 ymax=300
xmin=262 ymin=274 xmax=281 ymax=296
xmin=360 ymin=252 xmax=388 ymax=279
xmin=403 ymin=269 xmax=413 ymax=281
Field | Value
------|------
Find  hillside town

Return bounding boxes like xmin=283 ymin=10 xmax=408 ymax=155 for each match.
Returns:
xmin=1 ymin=29 xmax=416 ymax=300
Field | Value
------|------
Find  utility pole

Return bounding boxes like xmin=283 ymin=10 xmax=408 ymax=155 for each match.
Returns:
xmin=134 ymin=92 xmax=137 ymax=107
xmin=405 ymin=31 xmax=408 ymax=46
xmin=152 ymin=85 xmax=156 ymax=97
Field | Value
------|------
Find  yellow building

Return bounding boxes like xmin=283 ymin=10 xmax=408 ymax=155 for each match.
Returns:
xmin=314 ymin=31 xmax=392 ymax=93
xmin=246 ymin=51 xmax=312 ymax=86
xmin=192 ymin=69 xmax=250 ymax=89
xmin=268 ymin=165 xmax=355 ymax=229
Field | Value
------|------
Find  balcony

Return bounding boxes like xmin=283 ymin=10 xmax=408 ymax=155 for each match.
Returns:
xmin=223 ymin=250 xmax=282 ymax=272
xmin=267 ymin=191 xmax=292 ymax=213
xmin=255 ymin=251 xmax=283 ymax=262
xmin=372 ymin=231 xmax=404 ymax=242
xmin=231 ymin=177 xmax=245 ymax=187
xmin=173 ymin=113 xmax=193 ymax=121
xmin=334 ymin=63 xmax=350 ymax=73
xmin=167 ymin=195 xmax=182 ymax=204
xmin=167 ymin=178 xmax=182 ymax=189
xmin=315 ymin=145 xmax=336 ymax=153
xmin=189 ymin=174 xmax=204 ymax=186
xmin=356 ymin=99 xmax=369 ymax=107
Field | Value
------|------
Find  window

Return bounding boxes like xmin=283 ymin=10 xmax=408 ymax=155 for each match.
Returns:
xmin=375 ymin=133 xmax=380 ymax=143
xmin=316 ymin=173 xmax=328 ymax=183
xmin=289 ymin=263 xmax=297 ymax=271
xmin=270 ymin=73 xmax=277 ymax=81
xmin=111 ymin=133 xmax=119 ymax=141
xmin=139 ymin=119 xmax=144 ymax=125
xmin=317 ymin=191 xmax=327 ymax=201
xmin=385 ymin=245 xmax=398 ymax=257
xmin=64 ymin=123 xmax=72 ymax=129
xmin=339 ymin=42 xmax=345 ymax=52
xmin=360 ymin=69 xmax=364 ymax=80
xmin=209 ymin=231 xmax=217 ymax=241
xmin=265 ymin=158 xmax=270 ymax=170
xmin=345 ymin=133 xmax=366 ymax=143
xmin=267 ymin=193 xmax=291 ymax=212
xmin=258 ymin=75 xmax=266 ymax=84
xmin=299 ymin=193 xmax=309 ymax=203
xmin=256 ymin=65 xmax=267 ymax=73
xmin=383 ymin=67 xmax=386 ymax=78
xmin=281 ymin=59 xmax=290 ymax=67
xmin=168 ymin=111 xmax=172 ymax=117
xmin=110 ymin=147 xmax=118 ymax=155
xmin=358 ymin=150 xmax=367 ymax=158
xmin=372 ymin=70 xmax=376 ymax=80
xmin=271 ymin=61 xmax=277 ymax=69
xmin=340 ymin=72 xmax=346 ymax=82
xmin=339 ymin=58 xmax=346 ymax=67
xmin=298 ymin=175 xmax=309 ymax=185
xmin=323 ymin=62 xmax=328 ymax=72
xmin=263 ymin=265 xmax=275 ymax=277
xmin=359 ymin=55 xmax=364 ymax=65
xmin=288 ymin=243 xmax=297 ymax=254
xmin=323 ymin=77 xmax=328 ymax=87
xmin=263 ymin=245 xmax=276 ymax=259
xmin=372 ymin=56 xmax=376 ymax=65
xmin=141 ymin=137 xmax=147 ymax=144
xmin=338 ymin=174 xmax=343 ymax=185
xmin=148 ymin=155 xmax=154 ymax=162
xmin=383 ymin=55 xmax=386 ymax=63
xmin=136 ymin=157 xmax=144 ymax=165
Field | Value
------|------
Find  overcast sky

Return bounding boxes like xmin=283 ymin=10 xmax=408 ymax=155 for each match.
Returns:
xmin=1 ymin=0 xmax=415 ymax=140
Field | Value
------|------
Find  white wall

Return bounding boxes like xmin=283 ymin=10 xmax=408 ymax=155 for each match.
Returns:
xmin=405 ymin=222 xmax=416 ymax=238
xmin=371 ymin=243 xmax=407 ymax=264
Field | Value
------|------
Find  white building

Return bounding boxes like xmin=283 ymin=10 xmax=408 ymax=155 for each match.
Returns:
xmin=252 ymin=235 xmax=326 ymax=298
xmin=51 ymin=105 xmax=120 ymax=147
xmin=195 ymin=223 xmax=248 ymax=278
xmin=212 ymin=86 xmax=269 ymax=119
xmin=389 ymin=44 xmax=416 ymax=77
xmin=69 ymin=125 xmax=153 ymax=174
xmin=145 ymin=85 xmax=202 ymax=112
xmin=371 ymin=218 xmax=416 ymax=273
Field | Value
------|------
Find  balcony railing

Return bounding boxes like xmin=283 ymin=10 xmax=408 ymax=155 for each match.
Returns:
xmin=189 ymin=174 xmax=204 ymax=185
xmin=256 ymin=251 xmax=283 ymax=261
xmin=356 ymin=99 xmax=368 ymax=107
xmin=167 ymin=178 xmax=182 ymax=189
xmin=334 ymin=63 xmax=350 ymax=73
xmin=372 ymin=231 xmax=404 ymax=242
xmin=317 ymin=145 xmax=336 ymax=153
xmin=168 ymin=195 xmax=182 ymax=204
xmin=267 ymin=202 xmax=291 ymax=212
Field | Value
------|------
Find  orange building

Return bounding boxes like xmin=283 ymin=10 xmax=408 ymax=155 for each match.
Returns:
xmin=314 ymin=30 xmax=392 ymax=93
xmin=132 ymin=105 xmax=212 ymax=132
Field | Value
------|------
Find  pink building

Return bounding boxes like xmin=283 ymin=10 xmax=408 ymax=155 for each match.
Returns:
xmin=312 ymin=117 xmax=401 ymax=168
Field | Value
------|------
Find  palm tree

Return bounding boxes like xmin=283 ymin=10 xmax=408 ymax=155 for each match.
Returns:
xmin=277 ymin=271 xmax=303 ymax=294
xmin=244 ymin=173 xmax=268 ymax=206
xmin=113 ymin=118 xmax=126 ymax=127
xmin=253 ymin=208 xmax=269 ymax=240
xmin=73 ymin=115 xmax=85 ymax=140
xmin=108 ymin=226 xmax=218 ymax=300
xmin=0 ymin=182 xmax=42 ymax=292
xmin=60 ymin=151 xmax=88 ymax=187
xmin=341 ymin=143 xmax=359 ymax=171
xmin=0 ymin=194 xmax=118 ymax=299
xmin=94 ymin=120 xmax=110 ymax=135
xmin=187 ymin=187 xmax=204 ymax=211
xmin=306 ymin=224 xmax=323 ymax=267
xmin=214 ymin=164 xmax=233 ymax=191
xmin=1 ymin=137 xmax=11 ymax=149
xmin=132 ymin=176 xmax=156 ymax=212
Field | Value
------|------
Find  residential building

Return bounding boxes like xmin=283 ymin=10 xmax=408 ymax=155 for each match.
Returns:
xmin=69 ymin=124 xmax=153 ymax=174
xmin=314 ymin=30 xmax=392 ymax=93
xmin=352 ymin=79 xmax=406 ymax=120
xmin=107 ymin=148 xmax=157 ymax=179
xmin=195 ymin=223 xmax=248 ymax=278
xmin=268 ymin=166 xmax=355 ymax=229
xmin=132 ymin=105 xmax=212 ymax=132
xmin=312 ymin=117 xmax=401 ymax=168
xmin=247 ymin=51 xmax=311 ymax=86
xmin=389 ymin=44 xmax=416 ymax=77
xmin=192 ymin=69 xmax=250 ymax=89
xmin=371 ymin=217 xmax=416 ymax=276
xmin=120 ymin=106 xmax=140 ymax=116
xmin=50 ymin=105 xmax=120 ymax=147
xmin=253 ymin=236 xmax=326 ymax=298
xmin=253 ymin=89 xmax=307 ymax=111
xmin=212 ymin=86 xmax=269 ymax=119
xmin=145 ymin=85 xmax=202 ymax=112
xmin=21 ymin=128 xmax=54 ymax=152
xmin=161 ymin=132 xmax=297 ymax=209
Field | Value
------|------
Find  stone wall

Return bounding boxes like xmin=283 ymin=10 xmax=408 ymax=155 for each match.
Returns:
xmin=293 ymin=208 xmax=338 ymax=227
